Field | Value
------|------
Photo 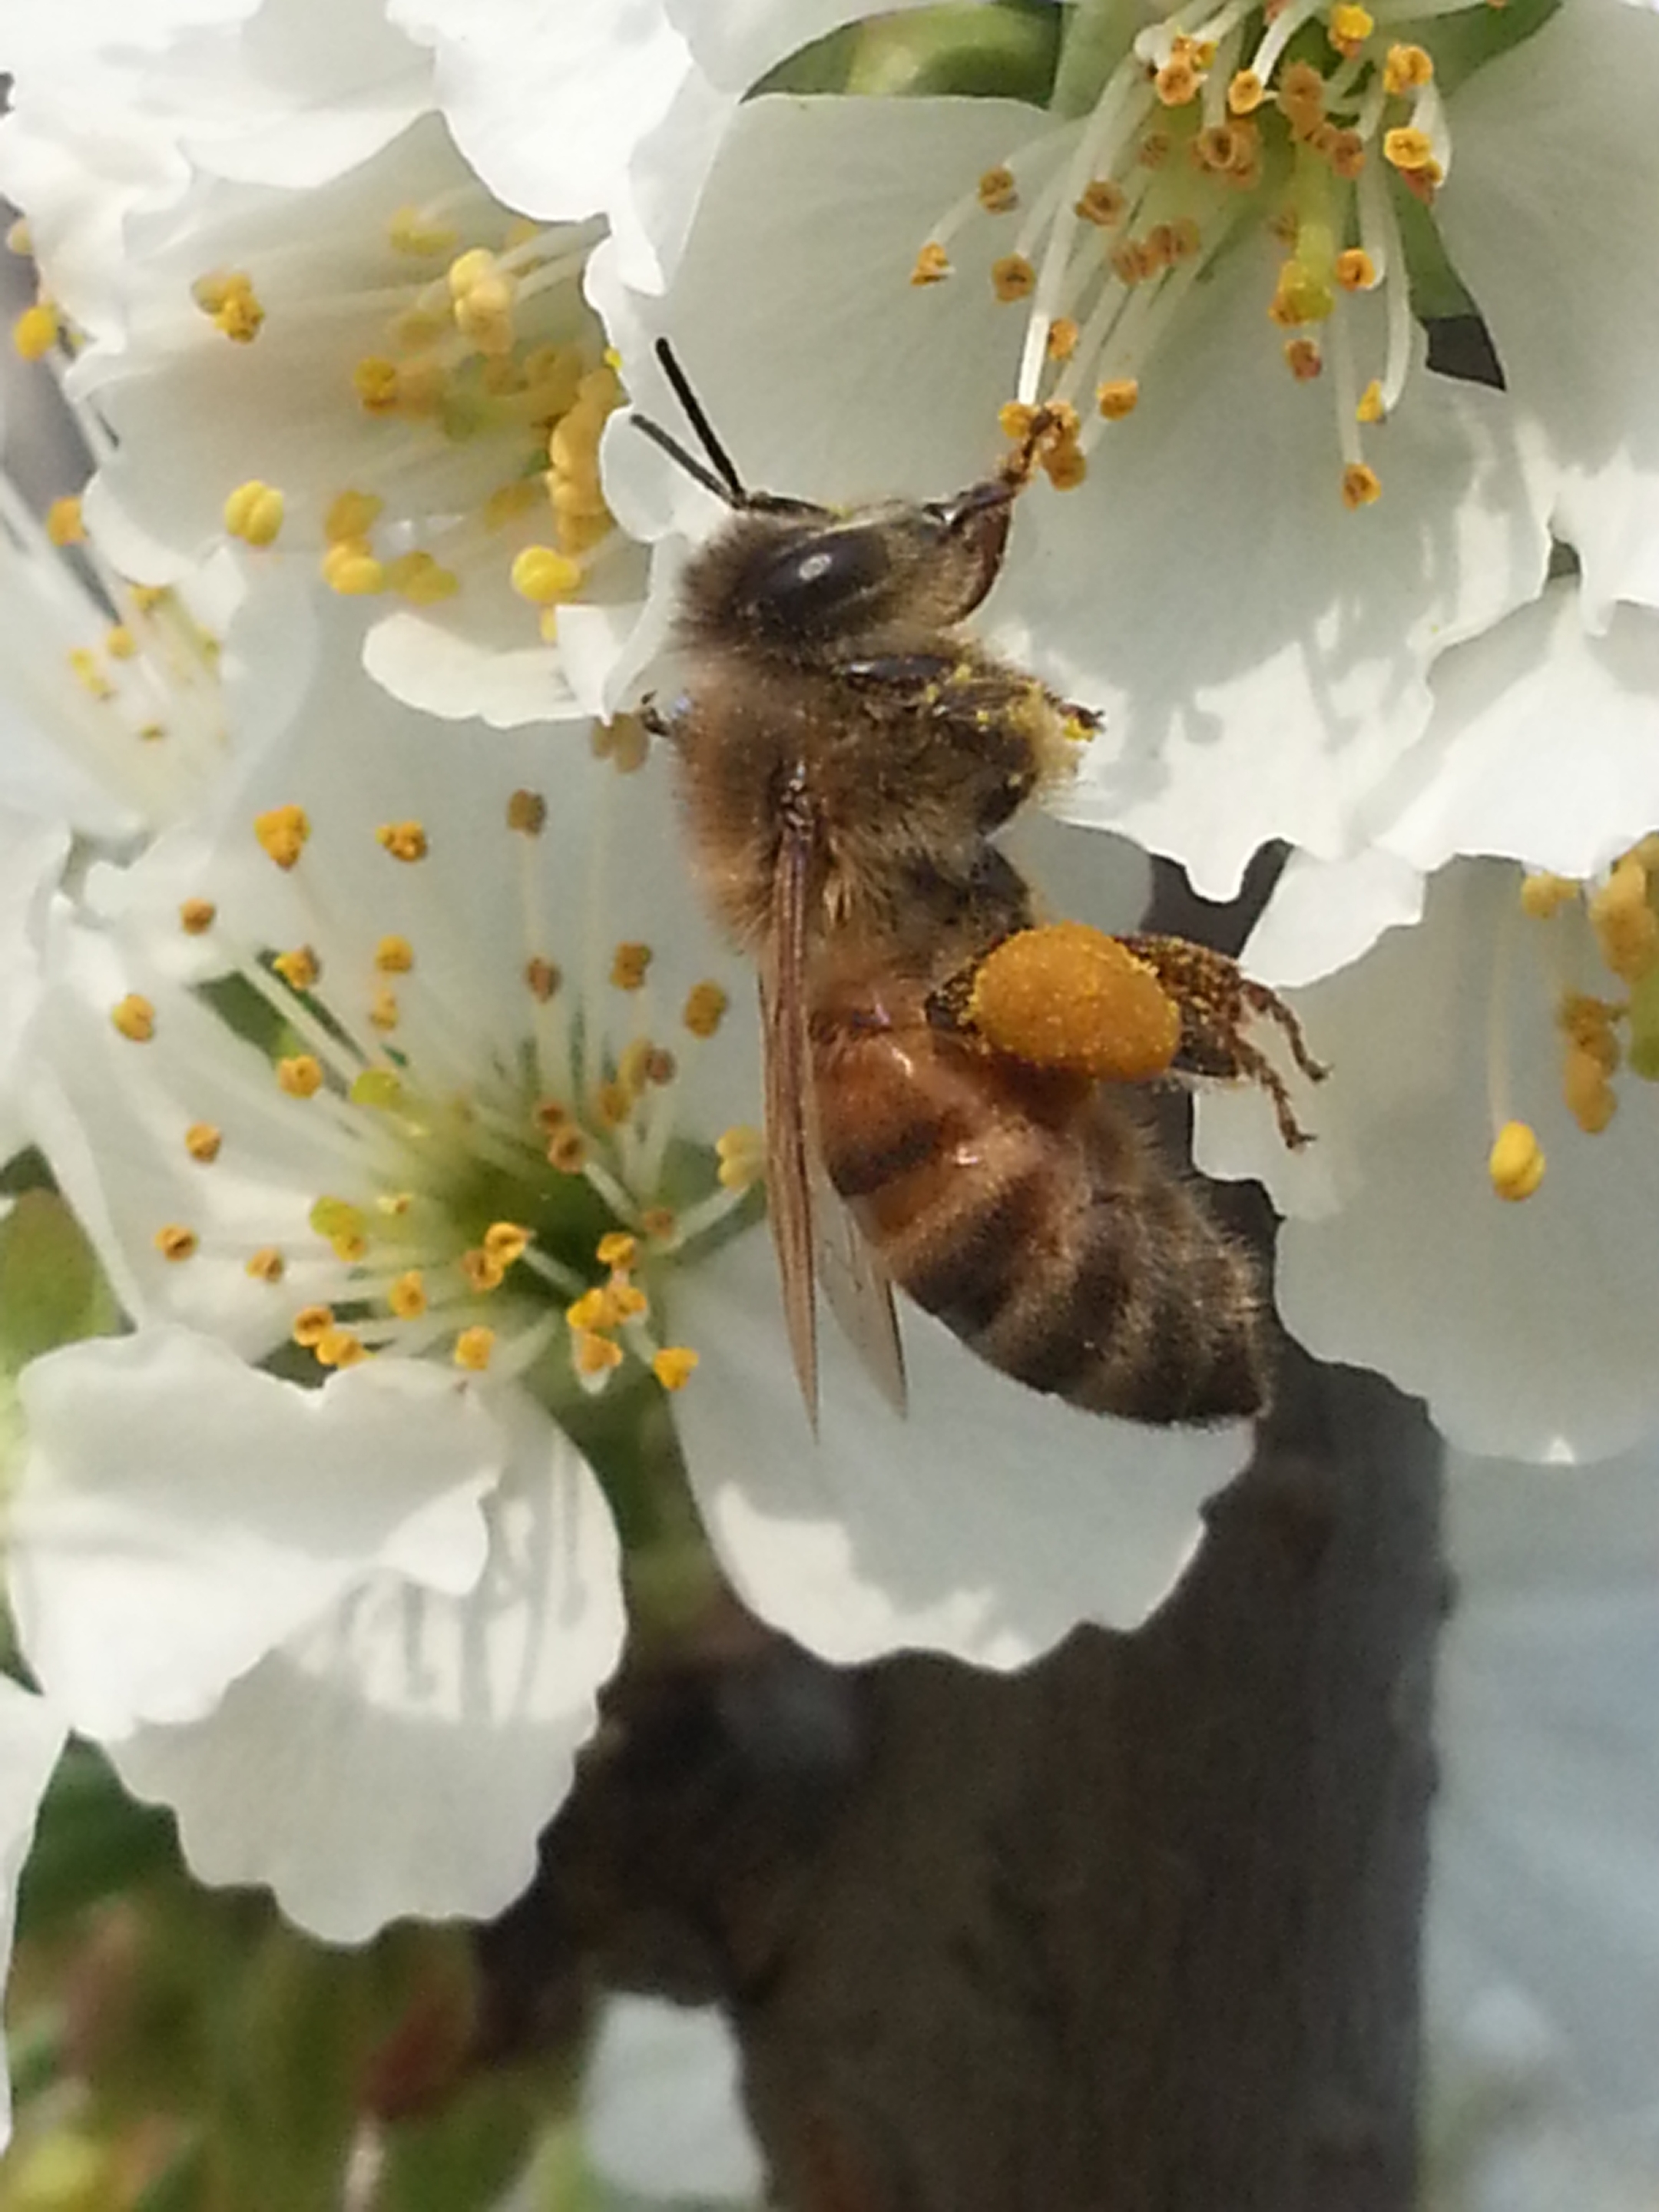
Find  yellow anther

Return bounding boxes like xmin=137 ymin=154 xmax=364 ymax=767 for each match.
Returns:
xmin=611 ymin=1283 xmax=648 ymax=1323
xmin=1342 ymin=462 xmax=1382 ymax=510
xmin=461 ymin=1247 xmax=506 ymax=1293
xmin=351 ymin=1069 xmax=405 ymax=1110
xmin=594 ymin=1079 xmax=631 ymax=1126
xmin=1488 ymin=1120 xmax=1545 ymax=1201
xmin=548 ymin=1126 xmax=588 ymax=1174
xmin=385 ymin=550 xmax=460 ymax=604
xmin=180 ymin=897 xmax=217 ymax=935
xmin=617 ymin=1038 xmax=654 ymax=1098
xmin=483 ymin=479 xmax=542 ymax=530
xmin=525 ymin=955 xmax=562 ymax=1002
xmin=369 ymin=987 xmax=399 ymax=1034
xmin=991 ymin=253 xmax=1035 ymax=303
xmin=641 ymin=1206 xmax=677 ymax=1241
xmin=154 ymin=1224 xmax=198 ymax=1262
xmin=1046 ymin=316 xmax=1080 ymax=363
xmin=1383 ymin=126 xmax=1437 ymax=173
xmin=104 ymin=624 xmax=136 ymax=661
xmin=330 ymin=1229 xmax=369 ymax=1263
xmin=969 ymin=924 xmax=1181 ymax=1081
xmin=454 ymin=1326 xmax=495 ymax=1373
xmin=246 ymin=1246 xmax=286 ymax=1283
xmin=682 ymin=980 xmax=729 ymax=1038
xmin=978 ymin=166 xmax=1018 ymax=214
xmin=277 ymin=1054 xmax=325 ymax=1098
xmin=716 ymin=1124 xmax=766 ymax=1192
xmin=207 ymin=274 xmax=264 ymax=343
xmin=254 ymin=803 xmax=310 ymax=869
xmin=1383 ymin=41 xmax=1434 ymax=91
xmin=1521 ymin=871 xmax=1578 ymax=919
xmin=388 ymin=205 xmax=459 ymax=257
xmin=574 ymin=1329 xmax=624 ymax=1379
xmin=597 ymin=1231 xmax=637 ymax=1271
xmin=1563 ymin=1042 xmax=1618 ymax=1134
xmin=316 ymin=1326 xmax=369 ymax=1369
xmin=389 ymin=1270 xmax=428 ymax=1320
xmin=68 ymin=646 xmax=111 ymax=700
xmin=1324 ymin=129 xmax=1366 ymax=180
xmin=1356 ymin=381 xmax=1386 ymax=425
xmin=322 ymin=538 xmax=386 ymax=595
xmin=1269 ymin=260 xmax=1335 ymax=328
xmin=484 ymin=1221 xmax=531 ymax=1265
xmin=273 ymin=944 xmax=320 ymax=992
xmin=378 ymin=1191 xmax=413 ymax=1217
xmin=13 ymin=301 xmax=60 ymax=361
xmin=653 ymin=1347 xmax=699 ymax=1392
xmin=376 ymin=820 xmax=429 ymax=863
xmin=1155 ymin=56 xmax=1200 ymax=105
xmin=46 ymin=495 xmax=84 ymax=546
xmin=324 ymin=489 xmax=384 ymax=543
xmin=292 ymin=1304 xmax=335 ymax=1347
xmin=510 ymin=545 xmax=583 ymax=605
xmin=1095 ymin=379 xmax=1141 ymax=422
xmin=1074 ymin=178 xmax=1127 ymax=227
xmin=224 ymin=480 xmax=285 ymax=547
xmin=353 ymin=356 xmax=402 ymax=412
xmin=508 ymin=789 xmax=548 ymax=835
xmin=566 ymin=1286 xmax=615 ymax=1333
xmin=446 ymin=247 xmax=498 ymax=299
xmin=1285 ymin=336 xmax=1323 ymax=382
xmin=910 ymin=241 xmax=952 ymax=286
xmin=611 ymin=942 xmax=652 ymax=991
xmin=591 ymin=714 xmax=650 ymax=773
xmin=111 ymin=994 xmax=157 ymax=1042
xmin=310 ymin=1197 xmax=366 ymax=1246
xmin=1336 ymin=249 xmax=1376 ymax=293
xmin=1327 ymin=2 xmax=1374 ymax=53
xmin=1227 ymin=69 xmax=1265 ymax=114
xmin=1588 ymin=855 xmax=1659 ymax=982
xmin=372 ymin=935 xmax=413 ymax=977
xmin=184 ymin=1122 xmax=223 ymax=1164
xmin=1042 ymin=439 xmax=1088 ymax=492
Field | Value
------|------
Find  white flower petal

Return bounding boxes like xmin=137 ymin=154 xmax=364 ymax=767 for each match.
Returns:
xmin=108 ymin=1396 xmax=624 ymax=1940
xmin=11 ymin=1331 xmax=498 ymax=1739
xmin=0 ymin=1681 xmax=69 ymax=2153
xmin=0 ymin=807 xmax=69 ymax=1165
xmin=674 ymin=1232 xmax=1246 ymax=1667
xmin=1440 ymin=0 xmax=1659 ymax=624
xmin=583 ymin=1995 xmax=763 ymax=2204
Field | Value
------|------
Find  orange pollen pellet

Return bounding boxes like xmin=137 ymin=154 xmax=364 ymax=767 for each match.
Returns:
xmin=376 ymin=820 xmax=429 ymax=863
xmin=507 ymin=789 xmax=548 ymax=835
xmin=184 ymin=1122 xmax=223 ymax=1164
xmin=1285 ymin=336 xmax=1323 ymax=380
xmin=111 ymin=994 xmax=157 ymax=1042
xmin=1336 ymin=248 xmax=1376 ymax=292
xmin=254 ymin=804 xmax=310 ymax=870
xmin=455 ymin=1326 xmax=495 ymax=1373
xmin=682 ymin=980 xmax=729 ymax=1038
xmin=1096 ymin=379 xmax=1141 ymax=421
xmin=978 ymin=166 xmax=1018 ymax=214
xmin=179 ymin=898 xmax=217 ymax=935
xmin=910 ymin=242 xmax=952 ymax=286
xmin=246 ymin=1247 xmax=285 ymax=1283
xmin=155 ymin=1224 xmax=198 ymax=1262
xmin=292 ymin=1304 xmax=335 ymax=1348
xmin=1342 ymin=462 xmax=1382 ymax=510
xmin=389 ymin=1271 xmax=428 ymax=1320
xmin=969 ymin=923 xmax=1181 ymax=1081
xmin=273 ymin=945 xmax=320 ymax=992
xmin=277 ymin=1054 xmax=325 ymax=1098
xmin=991 ymin=253 xmax=1035 ymax=303
xmin=525 ymin=956 xmax=562 ymax=1003
xmin=611 ymin=942 xmax=652 ymax=990
xmin=376 ymin=935 xmax=415 ymax=974
xmin=653 ymin=1347 xmax=699 ymax=1392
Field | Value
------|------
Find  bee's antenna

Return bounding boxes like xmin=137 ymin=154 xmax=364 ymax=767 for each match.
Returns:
xmin=631 ymin=412 xmax=741 ymax=508
xmin=645 ymin=336 xmax=749 ymax=502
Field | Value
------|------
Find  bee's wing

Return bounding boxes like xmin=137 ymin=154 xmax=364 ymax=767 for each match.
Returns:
xmin=813 ymin=1181 xmax=907 ymax=1417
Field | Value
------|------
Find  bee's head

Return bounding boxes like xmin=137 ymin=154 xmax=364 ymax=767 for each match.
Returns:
xmin=631 ymin=340 xmax=1026 ymax=660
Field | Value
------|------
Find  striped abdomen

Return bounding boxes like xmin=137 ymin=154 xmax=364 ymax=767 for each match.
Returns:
xmin=810 ymin=971 xmax=1269 ymax=1425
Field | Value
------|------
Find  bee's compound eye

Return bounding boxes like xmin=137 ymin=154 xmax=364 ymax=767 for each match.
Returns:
xmin=746 ymin=526 xmax=891 ymax=636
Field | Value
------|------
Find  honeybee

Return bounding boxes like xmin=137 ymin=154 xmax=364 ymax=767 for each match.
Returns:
xmin=633 ymin=342 xmax=1324 ymax=1428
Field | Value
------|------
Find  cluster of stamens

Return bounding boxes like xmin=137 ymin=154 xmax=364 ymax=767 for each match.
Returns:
xmin=912 ymin=0 xmax=1464 ymax=505
xmin=1487 ymin=839 xmax=1659 ymax=1201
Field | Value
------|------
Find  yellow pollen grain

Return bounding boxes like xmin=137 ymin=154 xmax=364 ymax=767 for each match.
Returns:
xmin=548 ymin=1126 xmax=588 ymax=1173
xmin=1336 ymin=249 xmax=1377 ymax=293
xmin=184 ymin=1122 xmax=223 ymax=1164
xmin=389 ymin=1270 xmax=428 ymax=1320
xmin=1384 ymin=127 xmax=1436 ymax=173
xmin=46 ymin=495 xmax=84 ymax=546
xmin=511 ymin=545 xmax=583 ymax=606
xmin=255 ymin=804 xmax=310 ymax=870
xmin=1521 ymin=871 xmax=1578 ymax=919
xmin=1096 ymin=379 xmax=1141 ymax=422
xmin=653 ymin=1346 xmax=699 ymax=1392
xmin=1488 ymin=1120 xmax=1545 ymax=1202
xmin=611 ymin=941 xmax=652 ymax=991
xmin=484 ymin=1221 xmax=531 ymax=1265
xmin=1228 ymin=69 xmax=1266 ymax=114
xmin=324 ymin=489 xmax=384 ymax=543
xmin=376 ymin=934 xmax=415 ymax=974
xmin=978 ymin=166 xmax=1018 ymax=214
xmin=597 ymin=1231 xmax=637 ymax=1271
xmin=273 ymin=945 xmax=320 ymax=992
xmin=683 ymin=980 xmax=729 ymax=1038
xmin=377 ymin=820 xmax=429 ymax=863
xmin=12 ymin=301 xmax=61 ymax=361
xmin=717 ymin=1124 xmax=766 ymax=1191
xmin=111 ymin=993 xmax=157 ymax=1042
xmin=1384 ymin=41 xmax=1434 ymax=91
xmin=1285 ymin=337 xmax=1323 ymax=381
xmin=969 ymin=923 xmax=1181 ymax=1081
xmin=317 ymin=1326 xmax=368 ymax=1369
xmin=574 ymin=1329 xmax=624 ymax=1379
xmin=246 ymin=1246 xmax=286 ymax=1283
xmin=453 ymin=1324 xmax=496 ymax=1373
xmin=1342 ymin=462 xmax=1382 ymax=510
xmin=293 ymin=1303 xmax=334 ymax=1347
xmin=1074 ymin=179 xmax=1127 ymax=227
xmin=526 ymin=956 xmax=562 ymax=1003
xmin=224 ymin=480 xmax=284 ymax=548
xmin=277 ymin=1054 xmax=325 ymax=1098
xmin=154 ymin=1224 xmax=198 ymax=1262
xmin=461 ymin=1247 xmax=505 ymax=1293
xmin=990 ymin=253 xmax=1035 ymax=303
xmin=508 ymin=788 xmax=548 ymax=836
